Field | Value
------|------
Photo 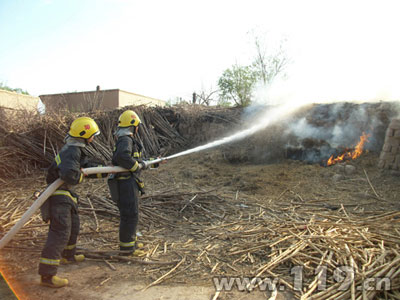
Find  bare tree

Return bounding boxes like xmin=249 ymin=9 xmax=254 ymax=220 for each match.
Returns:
xmin=195 ymin=86 xmax=219 ymax=106
xmin=252 ymin=35 xmax=288 ymax=85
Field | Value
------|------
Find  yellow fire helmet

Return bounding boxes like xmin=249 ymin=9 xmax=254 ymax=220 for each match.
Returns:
xmin=68 ymin=117 xmax=100 ymax=139
xmin=118 ymin=110 xmax=141 ymax=127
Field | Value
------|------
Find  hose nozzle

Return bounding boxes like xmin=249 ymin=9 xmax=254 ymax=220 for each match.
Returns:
xmin=141 ymin=157 xmax=167 ymax=169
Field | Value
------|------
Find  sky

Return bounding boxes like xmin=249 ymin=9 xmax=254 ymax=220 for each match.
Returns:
xmin=1 ymin=0 xmax=400 ymax=103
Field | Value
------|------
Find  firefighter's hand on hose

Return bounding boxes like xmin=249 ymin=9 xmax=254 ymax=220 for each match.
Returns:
xmin=80 ymin=168 xmax=88 ymax=177
xmin=108 ymin=165 xmax=117 ymax=174
xmin=139 ymin=161 xmax=149 ymax=170
xmin=148 ymin=157 xmax=163 ymax=169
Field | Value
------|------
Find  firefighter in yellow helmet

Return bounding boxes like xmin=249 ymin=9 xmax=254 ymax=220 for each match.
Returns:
xmin=108 ymin=110 xmax=159 ymax=256
xmin=39 ymin=117 xmax=107 ymax=288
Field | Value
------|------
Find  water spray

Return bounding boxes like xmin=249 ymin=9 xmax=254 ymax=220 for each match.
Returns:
xmin=146 ymin=101 xmax=302 ymax=165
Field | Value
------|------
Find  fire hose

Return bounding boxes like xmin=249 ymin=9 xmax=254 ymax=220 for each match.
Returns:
xmin=0 ymin=158 xmax=166 ymax=250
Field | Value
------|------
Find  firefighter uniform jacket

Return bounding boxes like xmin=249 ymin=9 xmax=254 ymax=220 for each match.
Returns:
xmin=110 ymin=134 xmax=144 ymax=252
xmin=46 ymin=142 xmax=104 ymax=190
xmin=39 ymin=139 xmax=106 ymax=277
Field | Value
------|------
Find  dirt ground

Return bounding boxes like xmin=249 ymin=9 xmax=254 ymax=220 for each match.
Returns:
xmin=0 ymin=149 xmax=399 ymax=300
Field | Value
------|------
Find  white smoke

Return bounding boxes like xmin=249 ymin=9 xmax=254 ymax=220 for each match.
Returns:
xmin=288 ymin=118 xmax=330 ymax=141
xmin=168 ymin=59 xmax=400 ymax=162
xmin=166 ymin=101 xmax=300 ymax=160
xmin=284 ymin=102 xmax=387 ymax=152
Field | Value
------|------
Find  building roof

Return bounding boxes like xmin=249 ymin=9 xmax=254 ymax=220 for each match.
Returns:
xmin=39 ymin=88 xmax=165 ymax=103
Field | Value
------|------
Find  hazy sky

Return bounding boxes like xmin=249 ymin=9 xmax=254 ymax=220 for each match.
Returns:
xmin=1 ymin=0 xmax=400 ymax=103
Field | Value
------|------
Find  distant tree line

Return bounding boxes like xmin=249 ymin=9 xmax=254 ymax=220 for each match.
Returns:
xmin=0 ymin=82 xmax=30 ymax=95
xmin=188 ymin=33 xmax=289 ymax=107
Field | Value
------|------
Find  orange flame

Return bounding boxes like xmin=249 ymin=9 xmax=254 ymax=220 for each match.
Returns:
xmin=327 ymin=132 xmax=371 ymax=166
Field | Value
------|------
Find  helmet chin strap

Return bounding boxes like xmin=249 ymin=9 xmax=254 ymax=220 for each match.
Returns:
xmin=127 ymin=126 xmax=136 ymax=136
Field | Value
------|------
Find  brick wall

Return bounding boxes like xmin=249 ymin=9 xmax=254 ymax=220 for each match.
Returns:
xmin=378 ymin=119 xmax=400 ymax=170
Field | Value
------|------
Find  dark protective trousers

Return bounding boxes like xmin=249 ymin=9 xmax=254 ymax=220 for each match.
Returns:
xmin=38 ymin=196 xmax=79 ymax=276
xmin=117 ymin=176 xmax=139 ymax=252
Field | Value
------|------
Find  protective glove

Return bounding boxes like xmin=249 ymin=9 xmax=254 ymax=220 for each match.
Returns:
xmin=148 ymin=157 xmax=160 ymax=169
xmin=139 ymin=161 xmax=149 ymax=170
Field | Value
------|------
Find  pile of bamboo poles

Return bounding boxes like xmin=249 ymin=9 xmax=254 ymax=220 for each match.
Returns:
xmin=0 ymin=176 xmax=399 ymax=299
xmin=1 ymin=104 xmax=400 ymax=298
xmin=0 ymin=104 xmax=242 ymax=179
xmin=215 ymin=209 xmax=400 ymax=299
xmin=77 ymin=186 xmax=400 ymax=299
xmin=0 ymin=105 xmax=190 ymax=178
xmin=79 ymin=188 xmax=225 ymax=230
